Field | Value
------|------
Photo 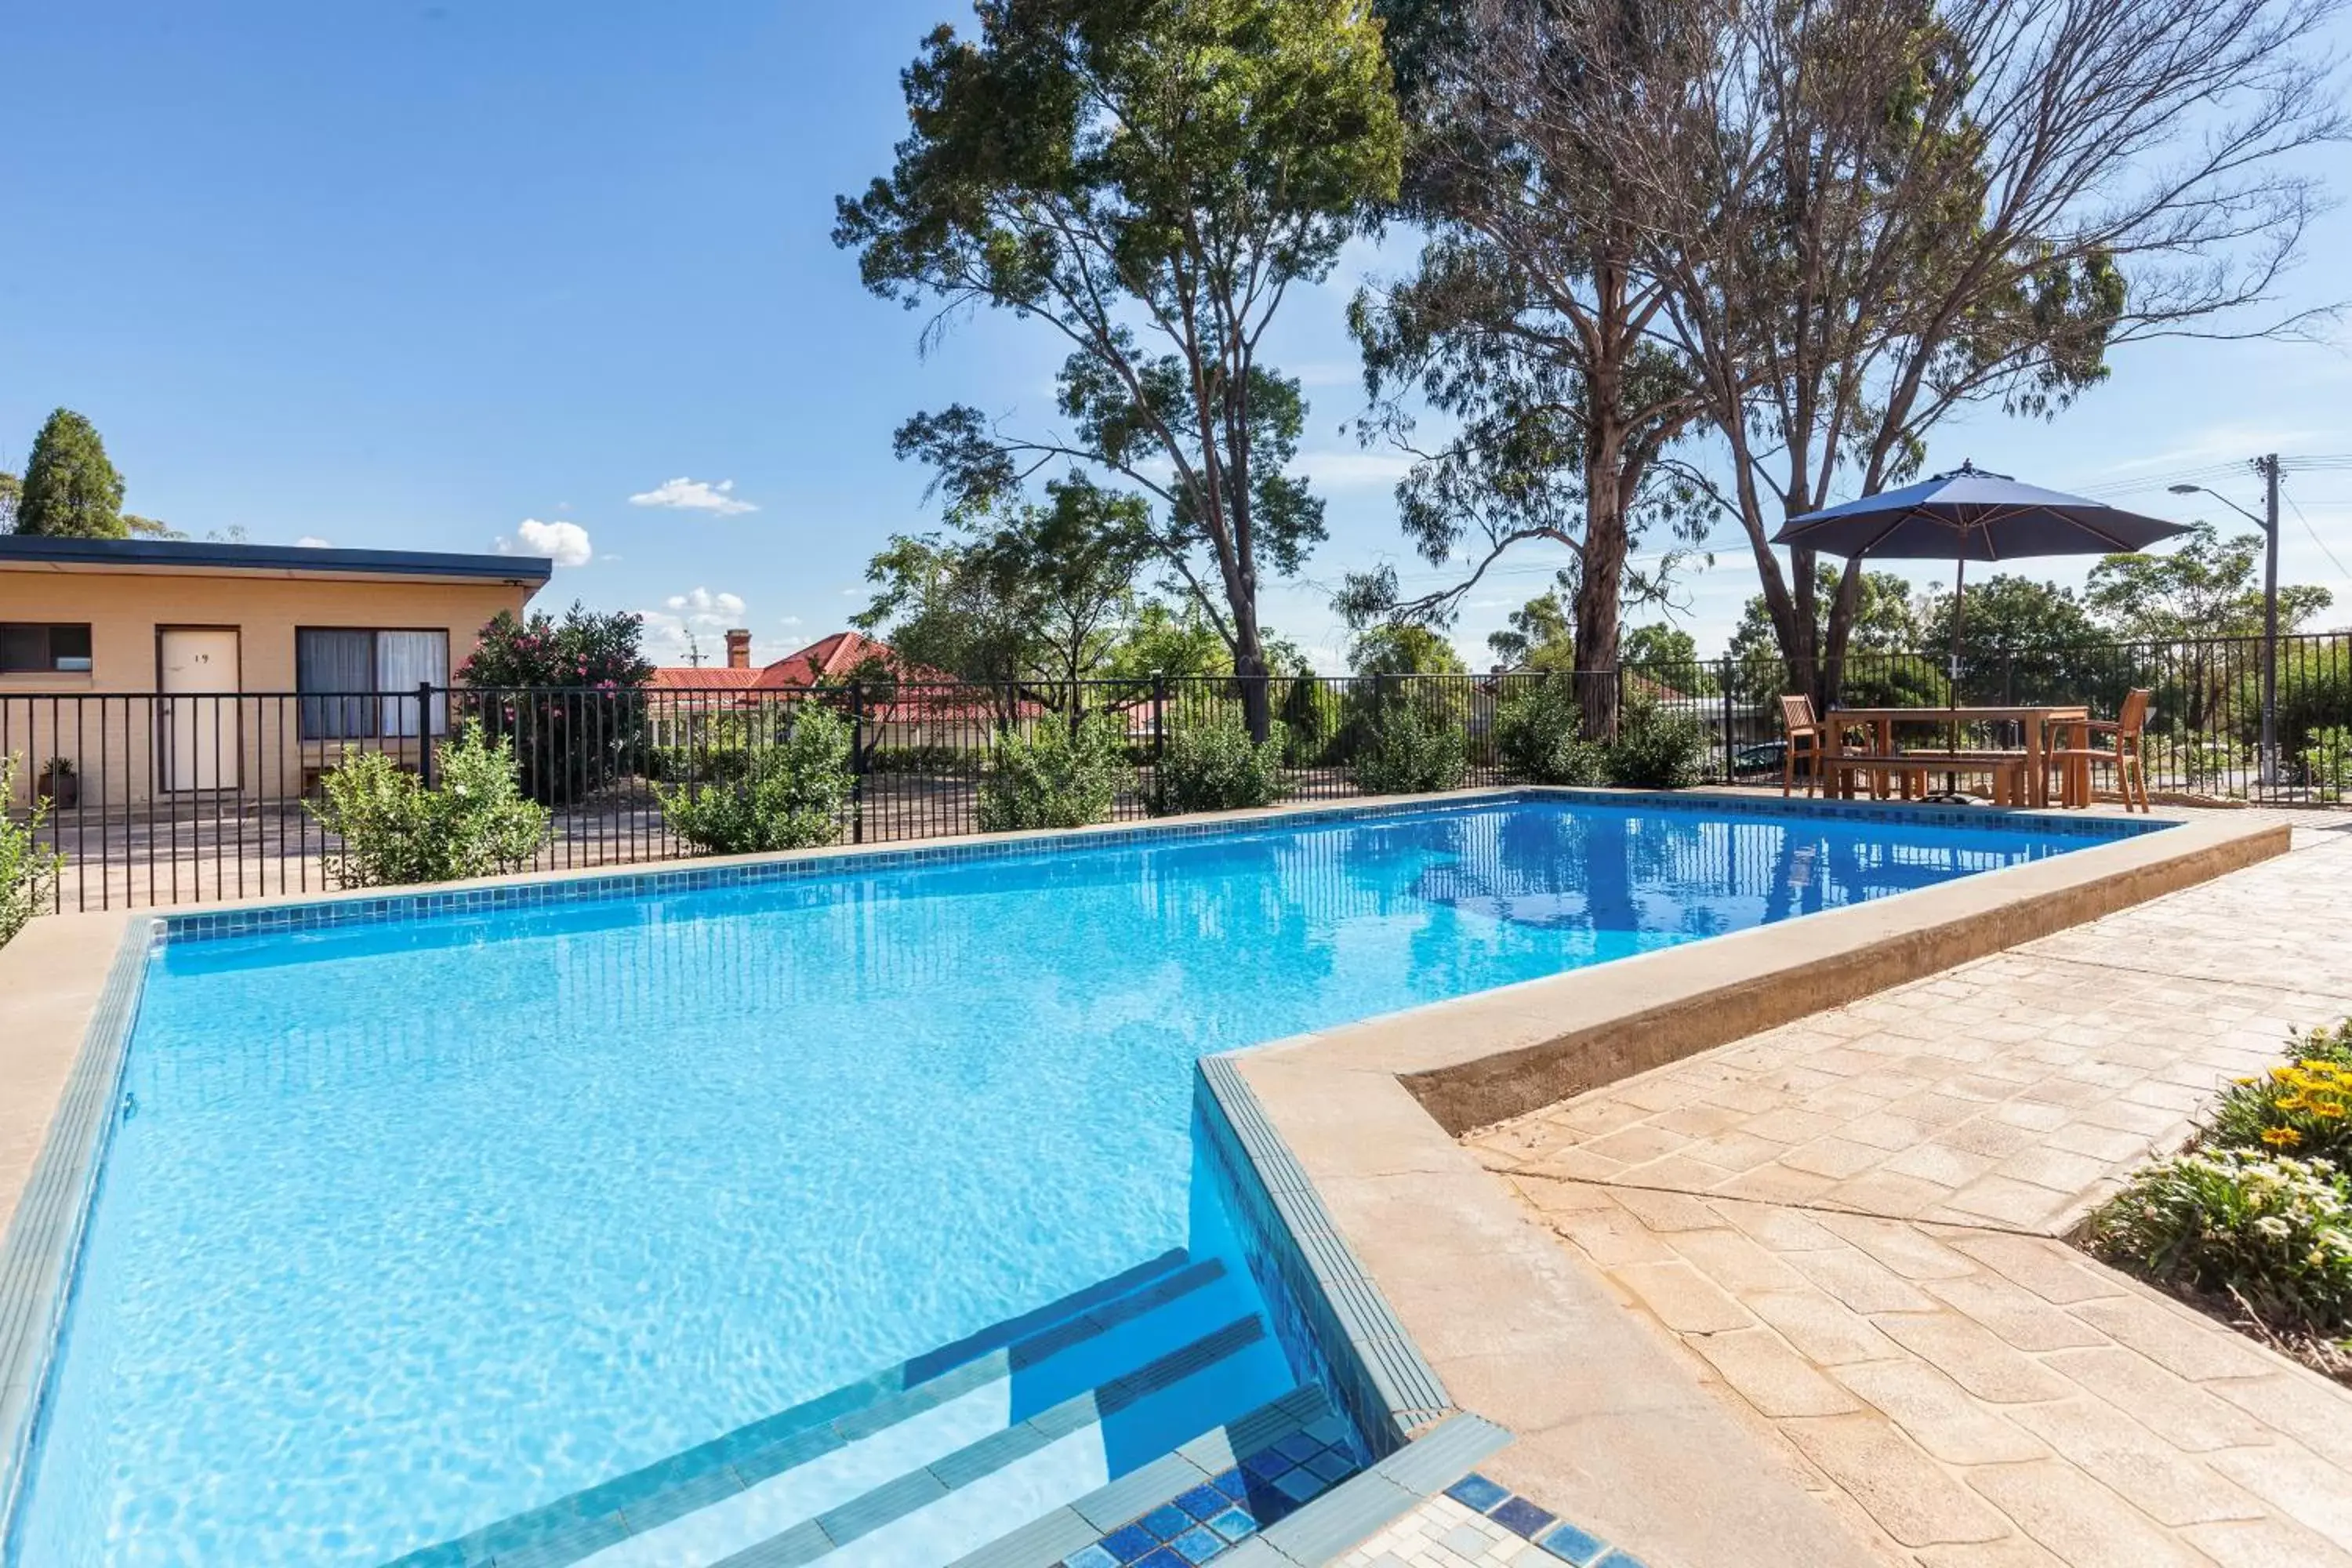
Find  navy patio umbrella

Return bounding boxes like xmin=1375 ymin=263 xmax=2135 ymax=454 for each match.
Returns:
xmin=1773 ymin=462 xmax=2191 ymax=690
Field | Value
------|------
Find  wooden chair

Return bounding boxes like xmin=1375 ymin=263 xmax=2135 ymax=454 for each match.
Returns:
xmin=2049 ymin=688 xmax=2152 ymax=811
xmin=1780 ymin=694 xmax=1826 ymax=797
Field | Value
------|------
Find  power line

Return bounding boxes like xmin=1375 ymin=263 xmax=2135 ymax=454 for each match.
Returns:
xmin=2282 ymin=489 xmax=2352 ymax=585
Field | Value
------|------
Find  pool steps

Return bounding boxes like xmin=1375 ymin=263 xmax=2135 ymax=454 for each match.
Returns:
xmin=383 ymin=1247 xmax=1302 ymax=1568
xmin=710 ymin=1313 xmax=1290 ymax=1566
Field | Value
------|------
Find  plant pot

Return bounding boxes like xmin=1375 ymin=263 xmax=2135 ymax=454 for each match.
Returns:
xmin=38 ymin=770 xmax=78 ymax=811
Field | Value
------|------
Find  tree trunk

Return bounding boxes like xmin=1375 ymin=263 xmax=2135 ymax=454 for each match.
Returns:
xmin=1573 ymin=434 xmax=1630 ymax=739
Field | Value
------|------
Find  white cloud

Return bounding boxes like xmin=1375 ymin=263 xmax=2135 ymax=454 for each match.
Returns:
xmin=499 ymin=518 xmax=593 ymax=567
xmin=628 ymin=477 xmax=759 ymax=516
xmin=664 ymin=586 xmax=746 ymax=618
xmin=294 ymin=535 xmax=332 ymax=548
xmin=778 ymin=615 xmax=803 ymax=626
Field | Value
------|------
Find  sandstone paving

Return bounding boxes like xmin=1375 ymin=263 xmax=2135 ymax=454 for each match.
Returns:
xmin=1462 ymin=829 xmax=2352 ymax=1566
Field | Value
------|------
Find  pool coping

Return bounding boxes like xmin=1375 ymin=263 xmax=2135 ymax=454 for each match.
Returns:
xmin=0 ymin=788 xmax=2270 ymax=1563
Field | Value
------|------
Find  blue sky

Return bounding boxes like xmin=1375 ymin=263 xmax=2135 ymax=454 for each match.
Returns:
xmin=4 ymin=2 xmax=2349 ymax=672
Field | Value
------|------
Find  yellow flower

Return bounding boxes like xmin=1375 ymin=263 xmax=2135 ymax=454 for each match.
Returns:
xmin=2313 ymin=1102 xmax=2347 ymax=1120
xmin=2275 ymin=1095 xmax=2310 ymax=1113
xmin=2261 ymin=1127 xmax=2304 ymax=1149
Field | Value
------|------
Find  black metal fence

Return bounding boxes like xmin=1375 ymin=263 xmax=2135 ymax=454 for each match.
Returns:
xmin=3 ymin=633 xmax=2346 ymax=914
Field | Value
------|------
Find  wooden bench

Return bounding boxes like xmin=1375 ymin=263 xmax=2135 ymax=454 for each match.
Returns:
xmin=1828 ymin=752 xmax=2028 ymax=806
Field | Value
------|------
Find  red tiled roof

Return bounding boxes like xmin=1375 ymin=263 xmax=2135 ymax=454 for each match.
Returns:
xmin=648 ymin=631 xmax=1029 ymax=722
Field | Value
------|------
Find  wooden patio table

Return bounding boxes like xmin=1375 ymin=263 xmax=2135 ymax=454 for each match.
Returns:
xmin=1820 ymin=705 xmax=2090 ymax=808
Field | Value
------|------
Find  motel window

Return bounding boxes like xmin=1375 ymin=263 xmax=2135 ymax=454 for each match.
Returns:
xmin=296 ymin=628 xmax=450 ymax=740
xmin=0 ymin=622 xmax=93 ymax=674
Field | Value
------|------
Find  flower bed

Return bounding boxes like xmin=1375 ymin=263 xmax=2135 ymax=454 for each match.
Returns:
xmin=2085 ymin=1020 xmax=2352 ymax=1382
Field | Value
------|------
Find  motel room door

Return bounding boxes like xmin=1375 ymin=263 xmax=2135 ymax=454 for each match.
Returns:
xmin=158 ymin=627 xmax=242 ymax=792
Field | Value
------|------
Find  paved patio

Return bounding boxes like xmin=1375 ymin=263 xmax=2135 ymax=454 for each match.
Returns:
xmin=1461 ymin=821 xmax=2352 ymax=1566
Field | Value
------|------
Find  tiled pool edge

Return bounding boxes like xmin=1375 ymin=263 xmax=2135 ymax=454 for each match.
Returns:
xmin=152 ymin=786 xmax=2161 ymax=946
xmin=1196 ymin=1059 xmax=1452 ymax=1457
xmin=0 ymin=915 xmax=157 ymax=1557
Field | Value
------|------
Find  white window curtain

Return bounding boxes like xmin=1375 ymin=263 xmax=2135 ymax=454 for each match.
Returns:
xmin=374 ymin=632 xmax=450 ymax=737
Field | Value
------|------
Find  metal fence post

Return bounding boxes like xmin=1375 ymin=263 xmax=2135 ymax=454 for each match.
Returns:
xmin=1719 ymin=661 xmax=1736 ymax=782
xmin=1152 ymin=673 xmax=1168 ymax=811
xmin=416 ymin=681 xmax=437 ymax=789
xmin=849 ymin=680 xmax=866 ymax=844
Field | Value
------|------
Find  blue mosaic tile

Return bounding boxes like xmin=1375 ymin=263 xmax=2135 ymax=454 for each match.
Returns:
xmin=1173 ymin=1483 xmax=1230 ymax=1519
xmin=1204 ymin=1506 xmax=1257 ymax=1543
xmin=1239 ymin=1452 xmax=1293 ymax=1484
xmin=1135 ymin=1504 xmax=1192 ymax=1540
xmin=1271 ymin=1466 xmax=1329 ymax=1504
xmin=1132 ymin=1548 xmax=1191 ymax=1568
xmin=1592 ymin=1551 xmax=1650 ymax=1568
xmin=1210 ymin=1468 xmax=1250 ymax=1501
xmin=1269 ymin=1432 xmax=1321 ymax=1463
xmin=1445 ymin=1473 xmax=1510 ymax=1512
xmin=1167 ymin=1524 xmax=1226 ymax=1564
xmin=1491 ymin=1494 xmax=1558 ymax=1539
xmin=1304 ymin=1448 xmax=1353 ymax=1482
xmin=1538 ymin=1521 xmax=1609 ymax=1565
xmin=1097 ymin=1523 xmax=1160 ymax=1562
xmin=1062 ymin=1547 xmax=1121 ymax=1568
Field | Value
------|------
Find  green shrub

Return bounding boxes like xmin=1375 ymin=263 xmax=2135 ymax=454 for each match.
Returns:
xmin=1158 ymin=713 xmax=1288 ymax=815
xmin=2085 ymin=1148 xmax=2352 ymax=1336
xmin=1350 ymin=700 xmax=1468 ymax=795
xmin=2300 ymin=724 xmax=2352 ymax=802
xmin=1 ymin=755 xmax=63 ymax=946
xmin=657 ymin=706 xmax=855 ymax=854
xmin=1604 ymin=699 xmax=1711 ymax=789
xmin=978 ymin=712 xmax=1133 ymax=831
xmin=308 ymin=723 xmax=551 ymax=888
xmin=1494 ymin=677 xmax=1606 ymax=786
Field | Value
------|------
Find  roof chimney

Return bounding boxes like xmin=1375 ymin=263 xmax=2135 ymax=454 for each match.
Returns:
xmin=724 ymin=629 xmax=753 ymax=670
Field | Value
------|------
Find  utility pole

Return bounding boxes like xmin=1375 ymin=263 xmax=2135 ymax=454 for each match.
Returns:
xmin=2259 ymin=452 xmax=2281 ymax=788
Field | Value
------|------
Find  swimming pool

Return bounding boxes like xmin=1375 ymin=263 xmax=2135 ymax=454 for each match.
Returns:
xmin=9 ymin=793 xmax=2151 ymax=1566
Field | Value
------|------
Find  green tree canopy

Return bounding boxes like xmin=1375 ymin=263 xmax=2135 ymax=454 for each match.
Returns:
xmin=0 ymin=472 xmax=18 ymax=533
xmin=1920 ymin=575 xmax=2098 ymax=654
xmin=1349 ymin=622 xmax=1466 ymax=677
xmin=1102 ymin=602 xmax=1235 ymax=684
xmin=856 ymin=478 xmax=1150 ymax=707
xmin=1485 ymin=574 xmax=1575 ymax=670
xmin=2086 ymin=523 xmax=2333 ymax=641
xmin=836 ymin=0 xmax=1403 ymax=735
xmin=1622 ymin=624 xmax=1700 ymax=670
xmin=15 ymin=409 xmax=126 ymax=539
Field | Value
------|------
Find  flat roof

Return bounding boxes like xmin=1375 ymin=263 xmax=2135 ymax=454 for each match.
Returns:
xmin=0 ymin=535 xmax=554 ymax=584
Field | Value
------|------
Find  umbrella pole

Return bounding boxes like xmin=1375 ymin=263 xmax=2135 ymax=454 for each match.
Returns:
xmin=1946 ymin=554 xmax=1965 ymax=793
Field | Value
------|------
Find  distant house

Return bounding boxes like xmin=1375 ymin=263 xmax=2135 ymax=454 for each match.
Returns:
xmin=648 ymin=629 xmax=1017 ymax=741
xmin=0 ymin=536 xmax=549 ymax=807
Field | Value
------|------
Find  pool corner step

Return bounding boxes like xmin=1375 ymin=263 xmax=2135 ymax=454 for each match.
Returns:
xmin=703 ymin=1312 xmax=1290 ymax=1567
xmin=942 ymin=1382 xmax=1356 ymax=1567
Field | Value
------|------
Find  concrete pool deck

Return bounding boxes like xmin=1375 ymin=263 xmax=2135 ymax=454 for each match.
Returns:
xmin=1251 ymin=815 xmax=2351 ymax=1568
xmin=0 ymin=789 xmax=2309 ymax=1566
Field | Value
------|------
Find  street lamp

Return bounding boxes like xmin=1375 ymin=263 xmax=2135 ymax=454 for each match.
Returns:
xmin=2169 ymin=453 xmax=2281 ymax=789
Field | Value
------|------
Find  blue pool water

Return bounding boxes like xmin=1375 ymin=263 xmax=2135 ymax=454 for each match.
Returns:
xmin=14 ymin=797 xmax=2128 ymax=1565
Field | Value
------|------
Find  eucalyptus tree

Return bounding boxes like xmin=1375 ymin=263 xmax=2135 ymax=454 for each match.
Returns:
xmin=1600 ymin=0 xmax=2345 ymax=703
xmin=1348 ymin=0 xmax=1710 ymax=737
xmin=837 ymin=0 xmax=1403 ymax=736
